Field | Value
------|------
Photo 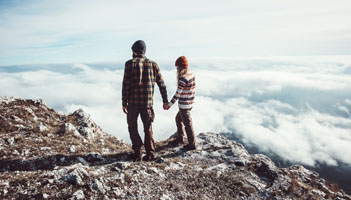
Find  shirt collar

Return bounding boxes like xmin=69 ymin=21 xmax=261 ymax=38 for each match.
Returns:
xmin=133 ymin=54 xmax=146 ymax=59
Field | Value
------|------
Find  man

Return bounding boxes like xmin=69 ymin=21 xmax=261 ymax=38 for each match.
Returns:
xmin=122 ymin=40 xmax=168 ymax=161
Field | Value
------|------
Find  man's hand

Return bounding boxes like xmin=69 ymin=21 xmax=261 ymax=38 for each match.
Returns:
xmin=123 ymin=106 xmax=128 ymax=114
xmin=163 ymin=103 xmax=170 ymax=110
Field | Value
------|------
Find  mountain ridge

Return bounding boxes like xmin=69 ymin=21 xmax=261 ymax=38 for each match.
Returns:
xmin=0 ymin=97 xmax=350 ymax=199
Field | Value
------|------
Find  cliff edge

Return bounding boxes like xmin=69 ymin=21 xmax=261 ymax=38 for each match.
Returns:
xmin=0 ymin=97 xmax=350 ymax=200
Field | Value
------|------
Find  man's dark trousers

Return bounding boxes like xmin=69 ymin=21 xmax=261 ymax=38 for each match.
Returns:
xmin=127 ymin=104 xmax=155 ymax=156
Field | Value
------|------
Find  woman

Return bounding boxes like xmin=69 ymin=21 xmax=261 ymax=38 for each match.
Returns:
xmin=167 ymin=56 xmax=196 ymax=150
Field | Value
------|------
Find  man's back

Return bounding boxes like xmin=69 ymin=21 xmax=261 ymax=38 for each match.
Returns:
xmin=122 ymin=54 xmax=167 ymax=108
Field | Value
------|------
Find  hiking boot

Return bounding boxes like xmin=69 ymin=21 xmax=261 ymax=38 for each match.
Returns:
xmin=143 ymin=154 xmax=156 ymax=162
xmin=183 ymin=144 xmax=196 ymax=151
xmin=134 ymin=154 xmax=142 ymax=162
xmin=168 ymin=139 xmax=184 ymax=146
xmin=132 ymin=150 xmax=142 ymax=162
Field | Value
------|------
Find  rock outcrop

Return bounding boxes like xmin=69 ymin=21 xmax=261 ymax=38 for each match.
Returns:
xmin=0 ymin=97 xmax=350 ymax=199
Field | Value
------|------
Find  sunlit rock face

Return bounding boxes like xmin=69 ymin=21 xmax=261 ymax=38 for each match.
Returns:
xmin=0 ymin=97 xmax=350 ymax=199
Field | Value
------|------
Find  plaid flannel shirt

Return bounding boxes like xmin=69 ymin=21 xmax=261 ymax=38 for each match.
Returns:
xmin=122 ymin=54 xmax=168 ymax=108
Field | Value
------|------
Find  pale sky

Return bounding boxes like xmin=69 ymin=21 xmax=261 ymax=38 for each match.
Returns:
xmin=0 ymin=0 xmax=351 ymax=66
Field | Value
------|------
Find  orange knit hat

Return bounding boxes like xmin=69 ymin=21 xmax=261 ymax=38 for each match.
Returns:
xmin=175 ymin=56 xmax=188 ymax=68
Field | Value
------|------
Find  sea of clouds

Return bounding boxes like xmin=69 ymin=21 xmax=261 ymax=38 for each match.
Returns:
xmin=1 ymin=56 xmax=350 ymax=167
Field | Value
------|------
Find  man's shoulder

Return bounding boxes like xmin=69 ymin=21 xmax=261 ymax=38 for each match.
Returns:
xmin=125 ymin=59 xmax=134 ymax=67
xmin=144 ymin=58 xmax=157 ymax=65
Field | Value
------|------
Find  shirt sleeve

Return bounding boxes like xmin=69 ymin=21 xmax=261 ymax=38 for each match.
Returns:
xmin=122 ymin=61 xmax=132 ymax=107
xmin=154 ymin=63 xmax=168 ymax=103
xmin=168 ymin=78 xmax=186 ymax=107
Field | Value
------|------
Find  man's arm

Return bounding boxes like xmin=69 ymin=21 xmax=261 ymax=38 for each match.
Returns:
xmin=122 ymin=61 xmax=132 ymax=113
xmin=154 ymin=62 xmax=168 ymax=104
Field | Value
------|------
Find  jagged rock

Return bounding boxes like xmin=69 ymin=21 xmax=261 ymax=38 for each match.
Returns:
xmin=114 ymin=162 xmax=131 ymax=171
xmin=232 ymin=157 xmax=247 ymax=166
xmin=33 ymin=193 xmax=49 ymax=199
xmin=87 ymin=153 xmax=104 ymax=162
xmin=0 ymin=97 xmax=129 ymax=162
xmin=102 ymin=148 xmax=110 ymax=154
xmin=253 ymin=154 xmax=278 ymax=180
xmin=38 ymin=123 xmax=48 ymax=132
xmin=68 ymin=145 xmax=76 ymax=153
xmin=70 ymin=190 xmax=85 ymax=200
xmin=6 ymin=137 xmax=14 ymax=145
xmin=77 ymin=157 xmax=90 ymax=166
xmin=42 ymin=193 xmax=49 ymax=199
xmin=166 ymin=162 xmax=186 ymax=170
xmin=207 ymin=163 xmax=230 ymax=177
xmin=12 ymin=149 xmax=20 ymax=156
xmin=73 ymin=109 xmax=101 ymax=141
xmin=113 ymin=187 xmax=123 ymax=196
xmin=160 ymin=194 xmax=171 ymax=200
xmin=61 ymin=123 xmax=84 ymax=139
xmin=155 ymin=157 xmax=166 ymax=163
xmin=90 ymin=179 xmax=107 ymax=193
xmin=0 ymin=96 xmax=12 ymax=103
xmin=61 ymin=165 xmax=89 ymax=185
xmin=0 ymin=97 xmax=350 ymax=200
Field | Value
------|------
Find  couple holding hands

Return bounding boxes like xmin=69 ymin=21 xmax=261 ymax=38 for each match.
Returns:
xmin=122 ymin=40 xmax=196 ymax=162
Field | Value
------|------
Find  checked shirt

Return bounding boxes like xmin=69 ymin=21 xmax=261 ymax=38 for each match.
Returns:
xmin=122 ymin=54 xmax=168 ymax=108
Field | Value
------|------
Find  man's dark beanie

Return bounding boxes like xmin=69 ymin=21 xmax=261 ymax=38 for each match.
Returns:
xmin=131 ymin=40 xmax=146 ymax=54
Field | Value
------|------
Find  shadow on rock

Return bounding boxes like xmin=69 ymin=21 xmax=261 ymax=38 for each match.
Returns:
xmin=0 ymin=151 xmax=131 ymax=172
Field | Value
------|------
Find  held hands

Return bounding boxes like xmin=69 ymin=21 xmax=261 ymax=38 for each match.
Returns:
xmin=163 ymin=102 xmax=170 ymax=110
xmin=122 ymin=106 xmax=128 ymax=114
xmin=124 ymin=103 xmax=170 ymax=114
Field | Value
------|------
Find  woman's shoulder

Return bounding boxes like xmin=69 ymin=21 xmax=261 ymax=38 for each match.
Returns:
xmin=183 ymin=71 xmax=195 ymax=79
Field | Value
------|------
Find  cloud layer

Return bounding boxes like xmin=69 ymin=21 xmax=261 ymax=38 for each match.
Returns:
xmin=0 ymin=56 xmax=350 ymax=167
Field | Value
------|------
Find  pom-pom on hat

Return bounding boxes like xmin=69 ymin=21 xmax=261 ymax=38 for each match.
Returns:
xmin=131 ymin=40 xmax=146 ymax=54
xmin=175 ymin=56 xmax=188 ymax=68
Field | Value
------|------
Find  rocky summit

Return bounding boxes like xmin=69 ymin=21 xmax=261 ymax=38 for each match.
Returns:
xmin=0 ymin=97 xmax=350 ymax=200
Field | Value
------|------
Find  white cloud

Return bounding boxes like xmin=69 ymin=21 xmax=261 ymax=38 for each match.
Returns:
xmin=0 ymin=56 xmax=350 ymax=167
xmin=224 ymin=98 xmax=351 ymax=166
